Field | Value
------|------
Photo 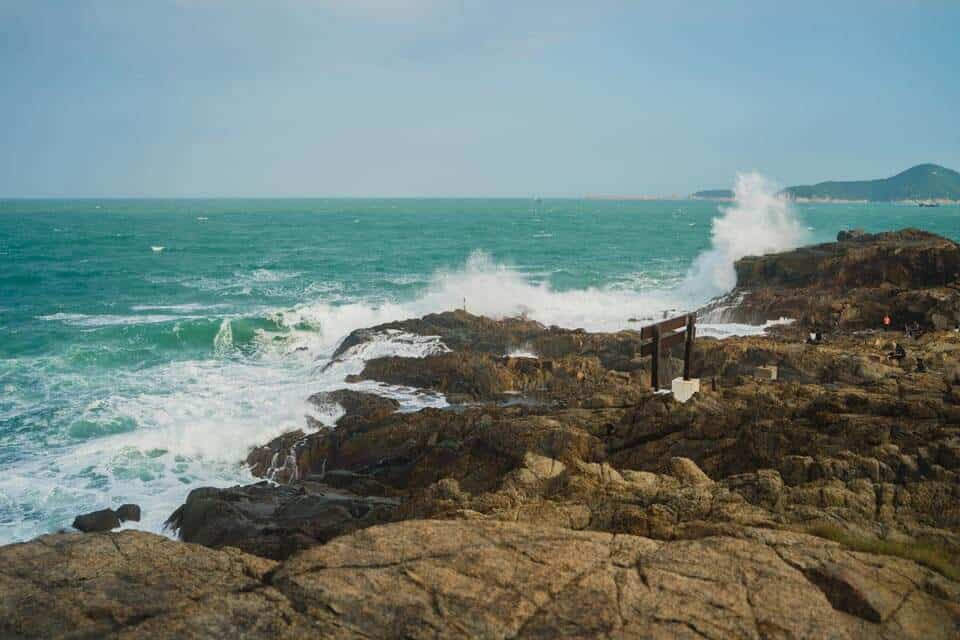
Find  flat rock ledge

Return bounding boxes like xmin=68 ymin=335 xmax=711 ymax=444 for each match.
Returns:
xmin=2 ymin=520 xmax=959 ymax=639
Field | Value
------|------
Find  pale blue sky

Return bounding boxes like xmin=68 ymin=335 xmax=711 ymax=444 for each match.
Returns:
xmin=1 ymin=0 xmax=958 ymax=197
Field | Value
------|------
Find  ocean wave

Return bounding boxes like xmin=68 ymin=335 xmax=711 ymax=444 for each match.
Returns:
xmin=38 ymin=312 xmax=203 ymax=327
xmin=131 ymin=303 xmax=230 ymax=312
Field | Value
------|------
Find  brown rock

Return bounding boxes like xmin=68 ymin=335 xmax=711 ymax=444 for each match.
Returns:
xmin=270 ymin=519 xmax=960 ymax=639
xmin=669 ymin=456 xmax=715 ymax=486
xmin=0 ymin=530 xmax=316 ymax=639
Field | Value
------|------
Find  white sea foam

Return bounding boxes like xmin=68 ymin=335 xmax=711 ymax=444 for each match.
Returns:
xmin=131 ymin=303 xmax=230 ymax=312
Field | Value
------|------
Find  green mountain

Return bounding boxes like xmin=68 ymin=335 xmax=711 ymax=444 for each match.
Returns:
xmin=782 ymin=164 xmax=960 ymax=202
xmin=691 ymin=189 xmax=734 ymax=199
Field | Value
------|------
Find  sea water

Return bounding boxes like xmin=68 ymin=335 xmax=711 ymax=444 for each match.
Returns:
xmin=2 ymin=175 xmax=958 ymax=543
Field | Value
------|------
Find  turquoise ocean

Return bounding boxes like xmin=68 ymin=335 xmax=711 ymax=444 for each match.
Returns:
xmin=2 ymin=181 xmax=959 ymax=543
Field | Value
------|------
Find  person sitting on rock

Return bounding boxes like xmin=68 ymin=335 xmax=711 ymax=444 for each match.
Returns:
xmin=905 ymin=321 xmax=922 ymax=340
xmin=886 ymin=343 xmax=906 ymax=361
xmin=916 ymin=357 xmax=926 ymax=373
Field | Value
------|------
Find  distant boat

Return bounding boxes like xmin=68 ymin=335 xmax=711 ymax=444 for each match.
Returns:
xmin=918 ymin=201 xmax=940 ymax=207
xmin=688 ymin=222 xmax=696 ymax=227
xmin=151 ymin=246 xmax=165 ymax=252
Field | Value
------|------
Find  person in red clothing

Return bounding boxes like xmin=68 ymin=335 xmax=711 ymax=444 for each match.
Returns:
xmin=883 ymin=315 xmax=892 ymax=328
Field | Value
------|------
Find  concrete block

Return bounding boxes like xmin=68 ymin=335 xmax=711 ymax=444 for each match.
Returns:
xmin=756 ymin=365 xmax=778 ymax=381
xmin=671 ymin=377 xmax=700 ymax=403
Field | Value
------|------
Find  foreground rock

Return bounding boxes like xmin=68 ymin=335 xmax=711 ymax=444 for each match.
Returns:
xmin=3 ymin=521 xmax=959 ymax=639
xmin=0 ymin=530 xmax=314 ymax=639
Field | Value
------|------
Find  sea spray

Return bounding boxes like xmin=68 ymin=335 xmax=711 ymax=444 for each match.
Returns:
xmin=682 ymin=172 xmax=810 ymax=301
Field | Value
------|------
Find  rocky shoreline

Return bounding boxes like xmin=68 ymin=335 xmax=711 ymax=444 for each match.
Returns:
xmin=3 ymin=228 xmax=960 ymax=638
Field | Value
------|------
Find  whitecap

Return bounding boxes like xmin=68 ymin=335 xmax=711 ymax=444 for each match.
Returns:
xmin=37 ymin=312 xmax=199 ymax=327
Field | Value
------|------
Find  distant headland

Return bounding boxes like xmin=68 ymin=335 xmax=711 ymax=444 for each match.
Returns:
xmin=690 ymin=189 xmax=734 ymax=201
xmin=781 ymin=163 xmax=960 ymax=203
xmin=690 ymin=164 xmax=960 ymax=204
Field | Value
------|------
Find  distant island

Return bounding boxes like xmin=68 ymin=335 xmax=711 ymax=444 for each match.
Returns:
xmin=688 ymin=164 xmax=960 ymax=203
xmin=690 ymin=189 xmax=734 ymax=200
xmin=781 ymin=163 xmax=960 ymax=203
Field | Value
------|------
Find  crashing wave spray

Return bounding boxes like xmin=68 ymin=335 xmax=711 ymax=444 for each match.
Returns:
xmin=681 ymin=172 xmax=809 ymax=301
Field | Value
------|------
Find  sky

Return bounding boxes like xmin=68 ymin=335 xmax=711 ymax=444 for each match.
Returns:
xmin=1 ymin=0 xmax=958 ymax=197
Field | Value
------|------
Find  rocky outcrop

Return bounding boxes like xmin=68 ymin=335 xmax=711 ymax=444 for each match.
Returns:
xmin=351 ymin=350 xmax=651 ymax=405
xmin=331 ymin=308 xmax=659 ymax=371
xmin=707 ymin=229 xmax=960 ymax=329
xmin=735 ymin=229 xmax=960 ymax=290
xmin=3 ymin=522 xmax=959 ymax=639
xmin=241 ymin=299 xmax=960 ymax=558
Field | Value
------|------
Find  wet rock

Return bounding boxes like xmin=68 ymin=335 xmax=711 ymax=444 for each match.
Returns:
xmin=307 ymin=389 xmax=399 ymax=420
xmin=71 ymin=508 xmax=120 ymax=533
xmin=115 ymin=503 xmax=141 ymax=522
xmin=165 ymin=481 xmax=399 ymax=560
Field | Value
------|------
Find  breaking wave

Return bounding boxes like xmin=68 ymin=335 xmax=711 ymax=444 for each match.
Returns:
xmin=682 ymin=172 xmax=810 ymax=300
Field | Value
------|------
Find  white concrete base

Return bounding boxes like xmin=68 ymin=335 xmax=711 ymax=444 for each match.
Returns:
xmin=756 ymin=365 xmax=778 ymax=381
xmin=671 ymin=377 xmax=700 ymax=403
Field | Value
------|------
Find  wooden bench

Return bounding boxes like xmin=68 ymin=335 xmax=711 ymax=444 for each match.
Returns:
xmin=639 ymin=314 xmax=696 ymax=390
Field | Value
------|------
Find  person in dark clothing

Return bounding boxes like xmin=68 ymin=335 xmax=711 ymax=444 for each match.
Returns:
xmin=916 ymin=358 xmax=926 ymax=373
xmin=905 ymin=321 xmax=922 ymax=340
xmin=886 ymin=343 xmax=906 ymax=361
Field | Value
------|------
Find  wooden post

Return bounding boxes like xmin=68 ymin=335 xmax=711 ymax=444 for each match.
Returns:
xmin=683 ymin=314 xmax=696 ymax=380
xmin=651 ymin=324 xmax=661 ymax=390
